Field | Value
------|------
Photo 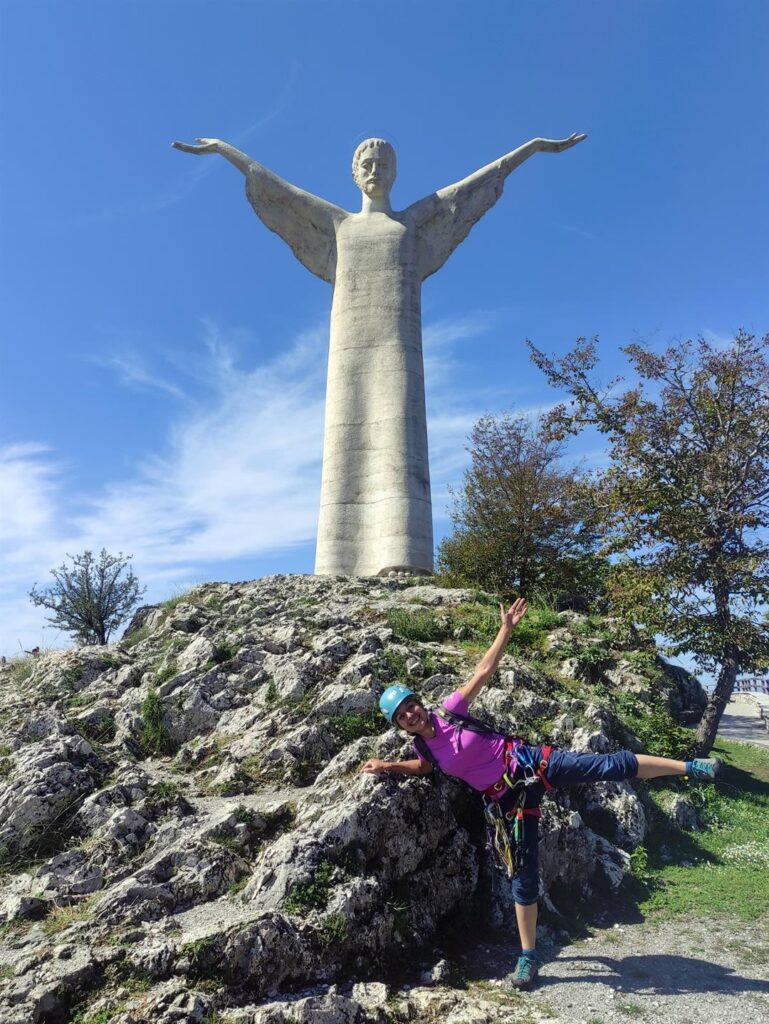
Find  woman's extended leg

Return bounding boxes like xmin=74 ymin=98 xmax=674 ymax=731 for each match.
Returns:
xmin=635 ymin=754 xmax=685 ymax=779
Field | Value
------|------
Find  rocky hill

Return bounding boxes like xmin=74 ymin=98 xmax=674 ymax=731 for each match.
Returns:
xmin=0 ymin=574 xmax=707 ymax=1024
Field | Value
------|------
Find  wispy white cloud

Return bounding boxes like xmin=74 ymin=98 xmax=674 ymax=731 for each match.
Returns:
xmin=0 ymin=310 xmax=520 ymax=654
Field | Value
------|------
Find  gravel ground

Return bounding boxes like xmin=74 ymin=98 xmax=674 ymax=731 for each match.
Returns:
xmin=718 ymin=701 xmax=769 ymax=749
xmin=460 ymin=916 xmax=769 ymax=1024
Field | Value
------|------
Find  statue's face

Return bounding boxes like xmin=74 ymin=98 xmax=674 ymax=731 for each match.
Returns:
xmin=353 ymin=144 xmax=396 ymax=198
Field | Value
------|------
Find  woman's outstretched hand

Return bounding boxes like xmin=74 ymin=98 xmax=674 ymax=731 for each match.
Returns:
xmin=360 ymin=759 xmax=388 ymax=774
xmin=500 ymin=597 xmax=528 ymax=630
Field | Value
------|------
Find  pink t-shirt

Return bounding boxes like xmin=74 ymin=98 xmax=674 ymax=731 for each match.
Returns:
xmin=412 ymin=690 xmax=507 ymax=791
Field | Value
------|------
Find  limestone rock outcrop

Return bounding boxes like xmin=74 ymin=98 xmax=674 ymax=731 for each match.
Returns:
xmin=0 ymin=575 xmax=706 ymax=1023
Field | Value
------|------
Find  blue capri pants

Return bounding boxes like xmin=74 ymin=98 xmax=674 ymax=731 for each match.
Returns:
xmin=508 ymin=745 xmax=639 ymax=906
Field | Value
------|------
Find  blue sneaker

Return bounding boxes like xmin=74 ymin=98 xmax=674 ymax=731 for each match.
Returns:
xmin=688 ymin=758 xmax=723 ymax=782
xmin=511 ymin=953 xmax=539 ymax=989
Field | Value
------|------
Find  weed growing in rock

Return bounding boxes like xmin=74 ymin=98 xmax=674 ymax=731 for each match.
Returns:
xmin=227 ymin=877 xmax=248 ymax=898
xmin=76 ymin=713 xmax=116 ymax=745
xmin=152 ymin=779 xmax=180 ymax=800
xmin=212 ymin=642 xmax=235 ymax=665
xmin=42 ymin=894 xmax=98 ymax=935
xmin=317 ymin=911 xmax=348 ymax=948
xmin=181 ymin=936 xmax=220 ymax=980
xmin=138 ymin=687 xmax=173 ymax=755
xmin=380 ymin=649 xmax=410 ymax=683
xmin=60 ymin=665 xmax=84 ymax=692
xmin=155 ymin=660 xmax=178 ymax=684
xmin=327 ymin=712 xmax=387 ymax=743
xmin=7 ymin=657 xmax=34 ymax=686
xmin=284 ymin=859 xmax=336 ymax=913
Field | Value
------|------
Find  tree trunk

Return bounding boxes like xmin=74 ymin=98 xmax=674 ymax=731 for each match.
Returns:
xmin=693 ymin=647 xmax=740 ymax=756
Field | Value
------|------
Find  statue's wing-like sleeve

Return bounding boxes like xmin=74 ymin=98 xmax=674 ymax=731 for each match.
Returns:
xmin=245 ymin=163 xmax=346 ymax=284
xmin=407 ymin=162 xmax=508 ymax=281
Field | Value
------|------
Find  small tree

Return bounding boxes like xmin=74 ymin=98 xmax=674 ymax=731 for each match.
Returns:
xmin=437 ymin=412 xmax=607 ymax=601
xmin=529 ymin=330 xmax=769 ymax=754
xmin=30 ymin=549 xmax=146 ymax=646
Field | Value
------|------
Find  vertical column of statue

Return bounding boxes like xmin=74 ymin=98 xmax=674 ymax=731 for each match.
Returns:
xmin=173 ymin=131 xmax=586 ymax=576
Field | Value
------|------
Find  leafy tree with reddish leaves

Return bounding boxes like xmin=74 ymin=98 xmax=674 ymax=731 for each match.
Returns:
xmin=436 ymin=412 xmax=607 ymax=603
xmin=529 ymin=330 xmax=769 ymax=755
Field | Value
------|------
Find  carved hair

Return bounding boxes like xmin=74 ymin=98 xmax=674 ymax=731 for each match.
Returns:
xmin=351 ymin=138 xmax=397 ymax=185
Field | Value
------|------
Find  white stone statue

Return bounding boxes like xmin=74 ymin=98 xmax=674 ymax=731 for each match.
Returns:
xmin=172 ymin=132 xmax=586 ymax=576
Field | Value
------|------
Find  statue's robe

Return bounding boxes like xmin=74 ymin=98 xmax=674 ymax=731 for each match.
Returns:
xmin=245 ymin=160 xmax=509 ymax=576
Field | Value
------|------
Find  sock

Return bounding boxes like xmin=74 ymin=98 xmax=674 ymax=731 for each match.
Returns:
xmin=684 ymin=760 xmax=693 ymax=775
xmin=521 ymin=947 xmax=536 ymax=957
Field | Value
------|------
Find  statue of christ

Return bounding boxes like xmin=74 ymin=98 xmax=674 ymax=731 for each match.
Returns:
xmin=173 ymin=131 xmax=586 ymax=576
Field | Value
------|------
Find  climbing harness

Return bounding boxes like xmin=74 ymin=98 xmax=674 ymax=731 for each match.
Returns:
xmin=410 ymin=703 xmax=557 ymax=880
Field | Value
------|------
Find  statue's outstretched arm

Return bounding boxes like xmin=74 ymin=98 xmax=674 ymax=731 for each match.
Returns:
xmin=172 ymin=138 xmax=346 ymax=284
xmin=409 ymin=133 xmax=587 ymax=280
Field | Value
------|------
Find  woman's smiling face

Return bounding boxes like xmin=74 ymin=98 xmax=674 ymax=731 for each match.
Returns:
xmin=394 ymin=698 xmax=429 ymax=733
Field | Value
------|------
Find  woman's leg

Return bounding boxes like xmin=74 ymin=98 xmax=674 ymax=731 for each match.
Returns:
xmin=515 ymin=901 xmax=538 ymax=950
xmin=544 ymin=749 xmax=722 ymax=787
xmin=511 ymin=813 xmax=541 ymax=988
xmin=635 ymin=754 xmax=685 ymax=779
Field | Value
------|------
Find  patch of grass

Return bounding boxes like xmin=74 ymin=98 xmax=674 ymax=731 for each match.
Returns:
xmin=316 ymin=911 xmax=348 ymax=948
xmin=265 ymin=679 xmax=279 ymax=706
xmin=632 ymin=739 xmax=769 ymax=921
xmin=71 ymin=1003 xmax=128 ymax=1024
xmin=76 ymin=713 xmax=116 ymax=744
xmin=506 ymin=606 xmax=562 ymax=654
xmin=327 ymin=712 xmax=387 ymax=744
xmin=212 ymin=642 xmax=235 ymax=665
xmin=227 ymin=876 xmax=248 ymax=897
xmin=138 ymin=687 xmax=173 ymax=755
xmin=60 ymin=665 xmax=84 ymax=692
xmin=449 ymin=603 xmax=500 ymax=643
xmin=7 ymin=657 xmax=34 ymax=686
xmin=0 ymin=756 xmax=13 ymax=780
xmin=152 ymin=779 xmax=181 ymax=800
xmin=616 ymin=1003 xmax=644 ymax=1017
xmin=385 ymin=607 xmax=444 ymax=643
xmin=119 ymin=624 xmax=152 ymax=649
xmin=380 ymin=648 xmax=409 ymax=680
xmin=65 ymin=692 xmax=96 ymax=713
xmin=42 ymin=895 xmax=98 ymax=935
xmin=181 ymin=936 xmax=220 ymax=980
xmin=284 ymin=859 xmax=336 ymax=913
xmin=155 ymin=660 xmax=178 ymax=684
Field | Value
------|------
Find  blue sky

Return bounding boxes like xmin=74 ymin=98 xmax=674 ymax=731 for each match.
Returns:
xmin=1 ymin=1 xmax=768 ymax=658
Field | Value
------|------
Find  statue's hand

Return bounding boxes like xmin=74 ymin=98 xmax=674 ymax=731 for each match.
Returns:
xmin=539 ymin=132 xmax=588 ymax=153
xmin=171 ymin=137 xmax=221 ymax=155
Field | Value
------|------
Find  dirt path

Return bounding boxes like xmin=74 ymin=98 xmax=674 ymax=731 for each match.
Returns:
xmin=459 ymin=916 xmax=769 ymax=1023
xmin=718 ymin=699 xmax=769 ymax=749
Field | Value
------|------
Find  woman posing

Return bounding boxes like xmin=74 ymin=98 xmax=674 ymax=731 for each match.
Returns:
xmin=361 ymin=598 xmax=720 ymax=989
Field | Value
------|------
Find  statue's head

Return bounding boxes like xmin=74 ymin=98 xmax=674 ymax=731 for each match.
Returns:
xmin=352 ymin=138 xmax=397 ymax=198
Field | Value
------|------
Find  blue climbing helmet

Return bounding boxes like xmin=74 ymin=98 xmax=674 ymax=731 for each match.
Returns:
xmin=379 ymin=684 xmax=417 ymax=723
